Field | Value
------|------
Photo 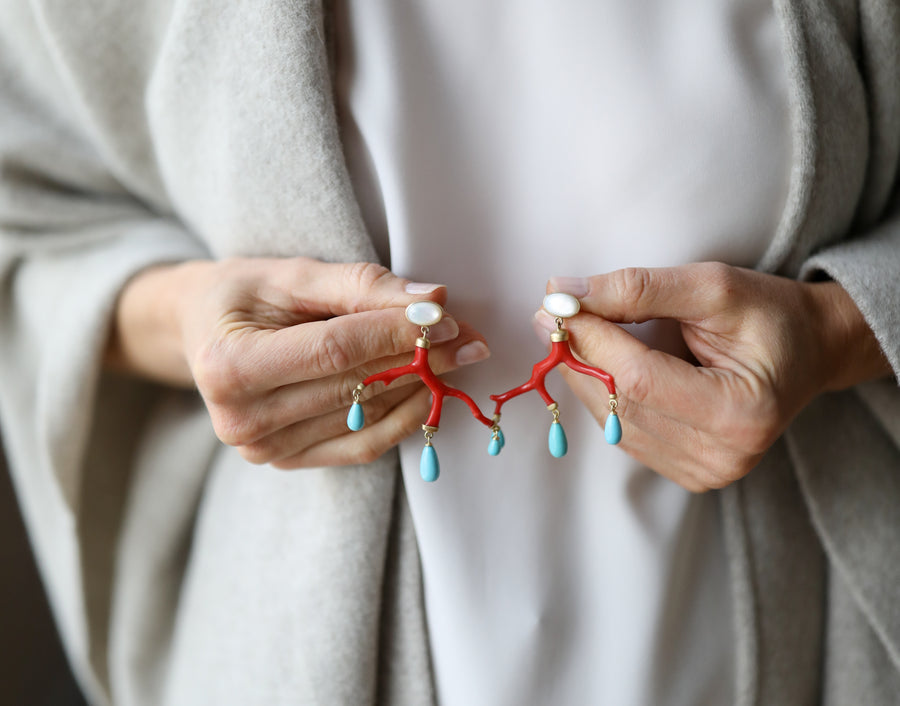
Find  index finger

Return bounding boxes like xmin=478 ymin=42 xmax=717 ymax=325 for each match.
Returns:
xmin=268 ymin=258 xmax=448 ymax=317
xmin=233 ymin=308 xmax=462 ymax=389
xmin=549 ymin=262 xmax=742 ymax=324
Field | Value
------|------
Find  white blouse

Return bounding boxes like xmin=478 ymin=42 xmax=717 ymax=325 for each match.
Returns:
xmin=335 ymin=1 xmax=790 ymax=703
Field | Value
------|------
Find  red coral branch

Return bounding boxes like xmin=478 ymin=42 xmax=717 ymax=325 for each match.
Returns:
xmin=363 ymin=346 xmax=493 ymax=428
xmin=490 ymin=339 xmax=616 ymax=416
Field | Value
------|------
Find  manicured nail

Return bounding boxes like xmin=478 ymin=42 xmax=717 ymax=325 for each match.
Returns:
xmin=533 ymin=309 xmax=558 ymax=333
xmin=455 ymin=341 xmax=491 ymax=365
xmin=429 ymin=318 xmax=459 ymax=343
xmin=406 ymin=282 xmax=443 ymax=294
xmin=548 ymin=276 xmax=589 ymax=297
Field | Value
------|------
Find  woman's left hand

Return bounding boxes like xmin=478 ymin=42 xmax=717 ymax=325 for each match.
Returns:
xmin=539 ymin=263 xmax=890 ymax=492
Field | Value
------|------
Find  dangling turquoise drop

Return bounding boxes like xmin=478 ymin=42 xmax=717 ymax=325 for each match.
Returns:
xmin=605 ymin=412 xmax=622 ymax=445
xmin=488 ymin=428 xmax=506 ymax=456
xmin=346 ymin=402 xmax=365 ymax=431
xmin=420 ymin=444 xmax=440 ymax=482
xmin=548 ymin=420 xmax=568 ymax=458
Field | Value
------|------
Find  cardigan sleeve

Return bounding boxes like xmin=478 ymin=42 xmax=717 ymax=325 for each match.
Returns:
xmin=0 ymin=3 xmax=208 ymax=512
xmin=0 ymin=12 xmax=209 ymax=702
xmin=800 ymin=215 xmax=900 ymax=381
xmin=802 ymin=0 xmax=900 ymax=382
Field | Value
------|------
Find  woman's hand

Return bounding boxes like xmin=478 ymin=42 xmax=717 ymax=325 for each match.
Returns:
xmin=539 ymin=263 xmax=890 ymax=492
xmin=107 ymin=258 xmax=490 ymax=468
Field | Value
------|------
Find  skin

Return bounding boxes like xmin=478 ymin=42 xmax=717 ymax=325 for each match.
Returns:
xmin=108 ymin=258 xmax=890 ymax=489
xmin=537 ymin=262 xmax=892 ymax=492
xmin=105 ymin=257 xmax=490 ymax=469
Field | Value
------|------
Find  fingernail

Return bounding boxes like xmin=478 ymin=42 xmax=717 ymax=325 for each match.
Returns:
xmin=429 ymin=318 xmax=459 ymax=343
xmin=455 ymin=340 xmax=491 ymax=365
xmin=533 ymin=309 xmax=557 ymax=332
xmin=549 ymin=276 xmax=589 ymax=297
xmin=405 ymin=282 xmax=443 ymax=294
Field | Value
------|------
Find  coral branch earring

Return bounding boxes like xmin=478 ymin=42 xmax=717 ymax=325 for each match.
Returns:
xmin=345 ymin=294 xmax=619 ymax=477
xmin=346 ymin=301 xmax=495 ymax=482
xmin=489 ymin=293 xmax=621 ymax=457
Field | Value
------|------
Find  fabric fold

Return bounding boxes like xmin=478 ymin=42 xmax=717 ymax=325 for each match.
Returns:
xmin=786 ymin=391 xmax=900 ymax=681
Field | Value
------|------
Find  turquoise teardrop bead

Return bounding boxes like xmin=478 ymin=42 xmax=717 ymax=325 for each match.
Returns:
xmin=420 ymin=444 xmax=440 ymax=482
xmin=548 ymin=420 xmax=568 ymax=458
xmin=346 ymin=402 xmax=365 ymax=431
xmin=605 ymin=412 xmax=622 ymax=445
xmin=488 ymin=428 xmax=505 ymax=456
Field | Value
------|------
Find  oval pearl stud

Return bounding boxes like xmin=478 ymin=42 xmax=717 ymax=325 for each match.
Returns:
xmin=542 ymin=293 xmax=580 ymax=319
xmin=406 ymin=301 xmax=444 ymax=327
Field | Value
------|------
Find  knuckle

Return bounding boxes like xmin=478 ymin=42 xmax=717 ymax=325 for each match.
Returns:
xmin=704 ymin=451 xmax=758 ymax=487
xmin=389 ymin=321 xmax=410 ymax=355
xmin=207 ymin=404 xmax=267 ymax=448
xmin=192 ymin=343 xmax=252 ymax=403
xmin=698 ymin=262 xmax=739 ymax=309
xmin=314 ymin=325 xmax=354 ymax=375
xmin=354 ymin=439 xmax=385 ymax=466
xmin=616 ymin=354 xmax=652 ymax=404
xmin=237 ymin=441 xmax=273 ymax=465
xmin=346 ymin=262 xmax=392 ymax=305
xmin=613 ymin=267 xmax=654 ymax=310
xmin=739 ymin=419 xmax=779 ymax=457
xmin=191 ymin=349 xmax=227 ymax=400
xmin=209 ymin=409 xmax=247 ymax=446
xmin=718 ymin=458 xmax=754 ymax=483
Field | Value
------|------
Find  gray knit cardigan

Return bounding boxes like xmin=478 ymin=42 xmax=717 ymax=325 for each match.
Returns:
xmin=0 ymin=1 xmax=898 ymax=704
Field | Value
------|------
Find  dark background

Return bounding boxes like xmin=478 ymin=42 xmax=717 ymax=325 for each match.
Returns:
xmin=0 ymin=442 xmax=87 ymax=705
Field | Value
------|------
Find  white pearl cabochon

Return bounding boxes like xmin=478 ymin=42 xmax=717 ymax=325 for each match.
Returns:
xmin=406 ymin=301 xmax=444 ymax=326
xmin=542 ymin=292 xmax=581 ymax=318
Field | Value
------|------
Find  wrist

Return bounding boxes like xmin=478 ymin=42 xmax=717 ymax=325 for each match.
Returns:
xmin=807 ymin=280 xmax=892 ymax=392
xmin=106 ymin=260 xmax=210 ymax=387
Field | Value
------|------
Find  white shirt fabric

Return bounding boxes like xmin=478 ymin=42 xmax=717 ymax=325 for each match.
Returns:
xmin=335 ymin=2 xmax=790 ymax=704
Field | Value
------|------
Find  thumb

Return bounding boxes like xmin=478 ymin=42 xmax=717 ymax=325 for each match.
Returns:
xmin=549 ymin=262 xmax=737 ymax=324
xmin=270 ymin=258 xmax=447 ymax=317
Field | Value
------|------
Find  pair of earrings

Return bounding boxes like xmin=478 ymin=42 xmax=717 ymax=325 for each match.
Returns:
xmin=346 ymin=294 xmax=622 ymax=481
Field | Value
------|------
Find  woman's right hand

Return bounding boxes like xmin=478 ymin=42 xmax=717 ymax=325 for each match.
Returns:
xmin=107 ymin=258 xmax=490 ymax=468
